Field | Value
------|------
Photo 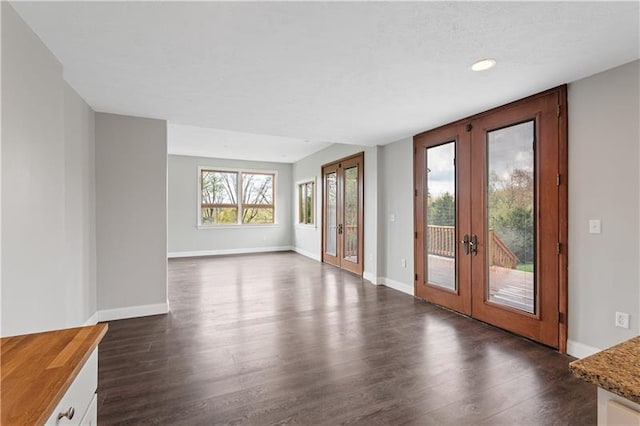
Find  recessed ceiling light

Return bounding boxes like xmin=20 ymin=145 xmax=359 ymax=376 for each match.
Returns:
xmin=471 ymin=58 xmax=497 ymax=72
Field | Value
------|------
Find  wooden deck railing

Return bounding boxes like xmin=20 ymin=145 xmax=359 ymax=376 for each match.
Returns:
xmin=344 ymin=225 xmax=358 ymax=259
xmin=487 ymin=229 xmax=519 ymax=269
xmin=427 ymin=225 xmax=520 ymax=269
xmin=427 ymin=225 xmax=456 ymax=257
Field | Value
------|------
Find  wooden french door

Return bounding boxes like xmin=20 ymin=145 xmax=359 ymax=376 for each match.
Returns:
xmin=414 ymin=87 xmax=567 ymax=351
xmin=322 ymin=153 xmax=364 ymax=275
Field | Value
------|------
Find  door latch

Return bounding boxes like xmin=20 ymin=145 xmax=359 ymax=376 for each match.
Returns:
xmin=470 ymin=234 xmax=479 ymax=256
xmin=462 ymin=234 xmax=470 ymax=255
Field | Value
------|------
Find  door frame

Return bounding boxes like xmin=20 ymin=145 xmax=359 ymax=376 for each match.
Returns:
xmin=413 ymin=86 xmax=568 ymax=352
xmin=321 ymin=152 xmax=365 ymax=275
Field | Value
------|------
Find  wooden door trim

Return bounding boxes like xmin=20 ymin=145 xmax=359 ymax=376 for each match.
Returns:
xmin=414 ymin=124 xmax=472 ymax=315
xmin=557 ymin=85 xmax=568 ymax=354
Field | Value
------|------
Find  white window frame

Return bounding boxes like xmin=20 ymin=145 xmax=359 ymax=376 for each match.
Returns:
xmin=197 ymin=166 xmax=278 ymax=228
xmin=296 ymin=177 xmax=317 ymax=229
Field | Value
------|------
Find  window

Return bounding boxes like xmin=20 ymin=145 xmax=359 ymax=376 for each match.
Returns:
xmin=199 ymin=168 xmax=275 ymax=226
xmin=298 ymin=180 xmax=315 ymax=225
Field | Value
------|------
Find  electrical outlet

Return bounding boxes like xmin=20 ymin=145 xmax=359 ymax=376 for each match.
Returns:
xmin=401 ymin=259 xmax=406 ymax=268
xmin=615 ymin=312 xmax=630 ymax=329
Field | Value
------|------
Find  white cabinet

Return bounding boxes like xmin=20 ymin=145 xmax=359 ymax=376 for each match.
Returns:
xmin=598 ymin=388 xmax=640 ymax=426
xmin=78 ymin=393 xmax=98 ymax=426
xmin=45 ymin=348 xmax=98 ymax=425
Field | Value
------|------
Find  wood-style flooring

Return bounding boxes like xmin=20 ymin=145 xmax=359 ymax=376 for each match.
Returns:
xmin=98 ymin=252 xmax=595 ymax=425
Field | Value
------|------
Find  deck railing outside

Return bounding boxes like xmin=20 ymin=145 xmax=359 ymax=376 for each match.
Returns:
xmin=427 ymin=225 xmax=519 ymax=269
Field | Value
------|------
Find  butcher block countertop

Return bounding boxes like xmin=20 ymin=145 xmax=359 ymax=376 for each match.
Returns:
xmin=569 ymin=336 xmax=640 ymax=404
xmin=1 ymin=324 xmax=108 ymax=425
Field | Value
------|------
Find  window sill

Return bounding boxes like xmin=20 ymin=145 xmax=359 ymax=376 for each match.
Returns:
xmin=295 ymin=224 xmax=317 ymax=230
xmin=197 ymin=223 xmax=280 ymax=230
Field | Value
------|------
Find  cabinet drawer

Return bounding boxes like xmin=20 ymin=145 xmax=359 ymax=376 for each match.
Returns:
xmin=46 ymin=348 xmax=98 ymax=425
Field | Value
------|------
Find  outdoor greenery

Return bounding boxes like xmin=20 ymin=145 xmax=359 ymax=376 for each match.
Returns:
xmin=298 ymin=181 xmax=314 ymax=225
xmin=201 ymin=170 xmax=274 ymax=225
xmin=516 ymin=263 xmax=534 ymax=273
xmin=427 ymin=192 xmax=454 ymax=226
xmin=426 ymin=167 xmax=534 ymax=267
xmin=488 ymin=168 xmax=534 ymax=264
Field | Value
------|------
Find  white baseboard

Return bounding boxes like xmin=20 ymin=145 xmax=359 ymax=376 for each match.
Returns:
xmin=567 ymin=339 xmax=601 ymax=359
xmin=168 ymin=246 xmax=293 ymax=258
xmin=363 ymin=271 xmax=381 ymax=285
xmin=292 ymin=247 xmax=321 ymax=262
xmin=83 ymin=312 xmax=98 ymax=326
xmin=381 ymin=277 xmax=414 ymax=296
xmin=98 ymin=302 xmax=170 ymax=322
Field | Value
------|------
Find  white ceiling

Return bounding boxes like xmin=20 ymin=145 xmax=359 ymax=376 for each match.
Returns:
xmin=11 ymin=1 xmax=640 ymax=161
xmin=167 ymin=123 xmax=330 ymax=163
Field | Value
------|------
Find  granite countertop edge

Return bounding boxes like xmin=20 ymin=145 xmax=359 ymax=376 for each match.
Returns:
xmin=569 ymin=336 xmax=640 ymax=405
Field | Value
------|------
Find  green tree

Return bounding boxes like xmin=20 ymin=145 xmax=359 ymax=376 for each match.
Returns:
xmin=428 ymin=192 xmax=455 ymax=226
xmin=488 ymin=168 xmax=534 ymax=264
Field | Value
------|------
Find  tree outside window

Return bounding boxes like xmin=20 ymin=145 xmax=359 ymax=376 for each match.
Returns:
xmin=200 ymin=169 xmax=275 ymax=225
xmin=298 ymin=180 xmax=314 ymax=225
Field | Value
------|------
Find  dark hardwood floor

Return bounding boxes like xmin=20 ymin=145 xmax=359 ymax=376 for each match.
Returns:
xmin=98 ymin=252 xmax=596 ymax=425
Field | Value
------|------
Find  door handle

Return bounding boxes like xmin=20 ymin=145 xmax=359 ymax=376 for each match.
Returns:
xmin=470 ymin=234 xmax=478 ymax=256
xmin=462 ymin=234 xmax=470 ymax=255
xmin=338 ymin=224 xmax=343 ymax=234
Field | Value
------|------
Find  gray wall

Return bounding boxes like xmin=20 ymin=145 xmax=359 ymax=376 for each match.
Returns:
xmin=1 ymin=3 xmax=96 ymax=336
xmin=567 ymin=60 xmax=640 ymax=353
xmin=64 ymin=82 xmax=97 ymax=326
xmin=292 ymin=143 xmax=381 ymax=279
xmin=96 ymin=113 xmax=168 ymax=312
xmin=370 ymin=60 xmax=640 ymax=355
xmin=168 ymin=155 xmax=292 ymax=254
xmin=379 ymin=138 xmax=414 ymax=292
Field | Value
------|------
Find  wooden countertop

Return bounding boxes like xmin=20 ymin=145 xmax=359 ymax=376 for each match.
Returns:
xmin=1 ymin=324 xmax=108 ymax=425
xmin=569 ymin=336 xmax=640 ymax=404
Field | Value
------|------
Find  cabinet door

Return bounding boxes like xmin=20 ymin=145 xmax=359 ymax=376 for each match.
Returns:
xmin=46 ymin=348 xmax=97 ymax=425
xmin=79 ymin=393 xmax=98 ymax=426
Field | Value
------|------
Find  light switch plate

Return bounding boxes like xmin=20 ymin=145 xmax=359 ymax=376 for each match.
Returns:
xmin=589 ymin=219 xmax=601 ymax=234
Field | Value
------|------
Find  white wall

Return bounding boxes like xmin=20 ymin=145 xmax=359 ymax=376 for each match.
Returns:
xmin=292 ymin=143 xmax=381 ymax=279
xmin=95 ymin=113 xmax=168 ymax=319
xmin=168 ymin=154 xmax=292 ymax=255
xmin=1 ymin=3 xmax=96 ymax=336
xmin=567 ymin=60 xmax=640 ymax=356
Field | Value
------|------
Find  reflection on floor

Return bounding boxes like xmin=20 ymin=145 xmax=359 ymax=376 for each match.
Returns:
xmin=98 ymin=252 xmax=593 ymax=425
xmin=427 ymin=254 xmax=534 ymax=313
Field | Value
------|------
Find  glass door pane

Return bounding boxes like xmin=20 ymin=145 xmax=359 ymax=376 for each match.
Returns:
xmin=426 ymin=142 xmax=456 ymax=291
xmin=486 ymin=121 xmax=536 ymax=314
xmin=325 ymin=172 xmax=337 ymax=256
xmin=343 ymin=165 xmax=359 ymax=264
